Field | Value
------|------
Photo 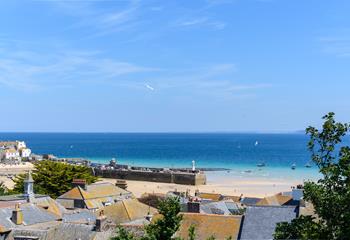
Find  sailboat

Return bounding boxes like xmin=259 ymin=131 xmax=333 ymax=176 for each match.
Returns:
xmin=254 ymin=141 xmax=259 ymax=146
xmin=291 ymin=163 xmax=296 ymax=170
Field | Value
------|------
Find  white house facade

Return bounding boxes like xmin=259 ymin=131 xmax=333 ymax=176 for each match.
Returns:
xmin=20 ymin=148 xmax=32 ymax=158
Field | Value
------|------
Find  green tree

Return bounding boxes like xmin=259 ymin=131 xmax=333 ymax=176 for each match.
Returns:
xmin=11 ymin=160 xmax=97 ymax=198
xmin=274 ymin=112 xmax=350 ymax=239
xmin=188 ymin=225 xmax=196 ymax=240
xmin=0 ymin=181 xmax=8 ymax=196
xmin=110 ymin=197 xmax=182 ymax=240
xmin=110 ymin=226 xmax=137 ymax=240
xmin=143 ymin=197 xmax=182 ymax=240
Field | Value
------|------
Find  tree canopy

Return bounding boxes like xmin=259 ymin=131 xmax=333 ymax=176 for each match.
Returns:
xmin=274 ymin=112 xmax=350 ymax=239
xmin=143 ymin=197 xmax=183 ymax=240
xmin=111 ymin=197 xmax=182 ymax=240
xmin=12 ymin=160 xmax=97 ymax=198
xmin=0 ymin=181 xmax=8 ymax=196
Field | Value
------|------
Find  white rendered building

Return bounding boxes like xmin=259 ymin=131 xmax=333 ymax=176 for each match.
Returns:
xmin=4 ymin=148 xmax=20 ymax=159
xmin=20 ymin=148 xmax=32 ymax=158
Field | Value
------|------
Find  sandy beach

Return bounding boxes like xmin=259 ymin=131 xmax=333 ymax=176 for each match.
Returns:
xmin=0 ymin=162 xmax=34 ymax=189
xmin=0 ymin=163 xmax=303 ymax=198
xmin=101 ymin=176 xmax=301 ymax=198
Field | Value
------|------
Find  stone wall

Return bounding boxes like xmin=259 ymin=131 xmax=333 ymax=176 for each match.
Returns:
xmin=94 ymin=169 xmax=206 ymax=185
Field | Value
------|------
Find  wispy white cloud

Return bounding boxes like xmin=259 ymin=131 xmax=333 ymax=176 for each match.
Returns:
xmin=173 ymin=0 xmax=229 ymax=31
xmin=179 ymin=18 xmax=209 ymax=26
xmin=140 ymin=63 xmax=270 ymax=99
xmin=175 ymin=17 xmax=226 ymax=30
xmin=319 ymin=36 xmax=350 ymax=57
xmin=47 ymin=0 xmax=141 ymax=37
xmin=0 ymin=46 xmax=158 ymax=92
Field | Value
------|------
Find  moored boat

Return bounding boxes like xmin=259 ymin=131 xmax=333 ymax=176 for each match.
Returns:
xmin=257 ymin=162 xmax=266 ymax=167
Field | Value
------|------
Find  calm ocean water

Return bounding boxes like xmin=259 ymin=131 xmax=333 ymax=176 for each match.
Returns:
xmin=2 ymin=132 xmax=348 ymax=180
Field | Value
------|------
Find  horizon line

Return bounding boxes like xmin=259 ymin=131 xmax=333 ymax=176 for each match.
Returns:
xmin=0 ymin=130 xmax=305 ymax=134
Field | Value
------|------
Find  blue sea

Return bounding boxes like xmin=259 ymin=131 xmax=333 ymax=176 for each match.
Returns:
xmin=2 ymin=132 xmax=346 ymax=181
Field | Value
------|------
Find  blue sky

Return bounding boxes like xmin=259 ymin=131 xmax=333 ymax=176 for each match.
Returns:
xmin=0 ymin=0 xmax=349 ymax=132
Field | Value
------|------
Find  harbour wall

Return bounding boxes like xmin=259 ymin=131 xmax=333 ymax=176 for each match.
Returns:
xmin=94 ymin=169 xmax=207 ymax=185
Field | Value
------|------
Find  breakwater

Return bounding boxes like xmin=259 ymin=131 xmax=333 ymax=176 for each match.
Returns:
xmin=93 ymin=160 xmax=207 ymax=185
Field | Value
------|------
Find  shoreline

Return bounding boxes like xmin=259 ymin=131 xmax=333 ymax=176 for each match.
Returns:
xmin=0 ymin=160 xmax=319 ymax=198
xmin=101 ymin=176 xmax=301 ymax=198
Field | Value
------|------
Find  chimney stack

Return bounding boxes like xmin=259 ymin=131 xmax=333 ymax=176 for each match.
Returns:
xmin=72 ymin=179 xmax=87 ymax=190
xmin=115 ymin=180 xmax=127 ymax=190
xmin=292 ymin=188 xmax=304 ymax=201
xmin=95 ymin=210 xmax=107 ymax=232
xmin=11 ymin=204 xmax=23 ymax=225
xmin=187 ymin=201 xmax=200 ymax=213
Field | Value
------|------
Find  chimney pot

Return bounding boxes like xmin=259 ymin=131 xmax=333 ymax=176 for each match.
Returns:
xmin=11 ymin=204 xmax=23 ymax=225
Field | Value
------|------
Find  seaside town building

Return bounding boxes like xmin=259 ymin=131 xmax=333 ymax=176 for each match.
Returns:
xmin=56 ymin=179 xmax=133 ymax=210
xmin=174 ymin=213 xmax=243 ymax=240
xmin=0 ymin=141 xmax=32 ymax=162
xmin=0 ymin=172 xmax=112 ymax=240
xmin=239 ymin=205 xmax=299 ymax=240
xmin=0 ymin=140 xmax=310 ymax=240
xmin=0 ymin=174 xmax=159 ymax=240
xmin=97 ymin=198 xmax=158 ymax=225
xmin=0 ymin=169 xmax=310 ymax=240
xmin=1 ymin=149 xmax=20 ymax=161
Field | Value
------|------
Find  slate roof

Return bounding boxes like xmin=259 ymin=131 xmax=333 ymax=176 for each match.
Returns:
xmin=0 ymin=195 xmax=66 ymax=218
xmin=256 ymin=193 xmax=293 ymax=206
xmin=0 ymin=194 xmax=47 ymax=202
xmin=223 ymin=195 xmax=242 ymax=202
xmin=0 ymin=203 xmax=59 ymax=229
xmin=174 ymin=213 xmax=242 ymax=240
xmin=11 ymin=222 xmax=103 ymax=240
xmin=54 ymin=223 xmax=97 ymax=240
xmin=240 ymin=205 xmax=298 ymax=240
xmin=98 ymin=198 xmax=157 ymax=225
xmin=200 ymin=200 xmax=241 ymax=215
xmin=35 ymin=196 xmax=67 ymax=217
xmin=240 ymin=197 xmax=262 ymax=206
xmin=198 ymin=193 xmax=223 ymax=201
xmin=57 ymin=182 xmax=132 ymax=210
xmin=62 ymin=210 xmax=97 ymax=224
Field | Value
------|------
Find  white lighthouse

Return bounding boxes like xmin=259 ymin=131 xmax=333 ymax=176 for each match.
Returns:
xmin=192 ymin=160 xmax=196 ymax=172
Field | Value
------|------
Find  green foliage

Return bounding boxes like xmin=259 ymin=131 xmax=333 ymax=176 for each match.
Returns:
xmin=274 ymin=215 xmax=321 ymax=239
xmin=274 ymin=112 xmax=350 ymax=239
xmin=206 ymin=236 xmax=215 ymax=240
xmin=138 ymin=194 xmax=166 ymax=209
xmin=0 ymin=181 xmax=8 ymax=196
xmin=143 ymin=197 xmax=183 ymax=240
xmin=110 ymin=197 xmax=182 ymax=240
xmin=110 ymin=226 xmax=137 ymax=240
xmin=188 ymin=225 xmax=196 ymax=240
xmin=11 ymin=160 xmax=97 ymax=198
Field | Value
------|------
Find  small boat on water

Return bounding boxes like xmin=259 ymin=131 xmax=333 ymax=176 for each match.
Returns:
xmin=257 ymin=162 xmax=266 ymax=167
xmin=291 ymin=163 xmax=296 ymax=170
xmin=305 ymin=162 xmax=312 ymax=168
xmin=254 ymin=141 xmax=259 ymax=146
xmin=243 ymin=170 xmax=252 ymax=173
